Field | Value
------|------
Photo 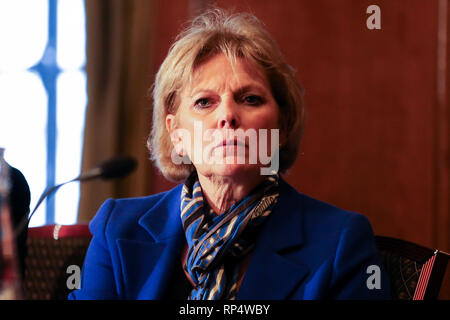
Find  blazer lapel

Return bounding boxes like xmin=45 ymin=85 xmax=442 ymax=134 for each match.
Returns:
xmin=115 ymin=180 xmax=309 ymax=300
xmin=117 ymin=185 xmax=185 ymax=299
xmin=237 ymin=179 xmax=309 ymax=300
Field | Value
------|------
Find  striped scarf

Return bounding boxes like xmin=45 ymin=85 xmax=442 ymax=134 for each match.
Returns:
xmin=180 ymin=172 xmax=279 ymax=300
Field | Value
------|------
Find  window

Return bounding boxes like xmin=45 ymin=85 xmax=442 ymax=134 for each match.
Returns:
xmin=0 ymin=0 xmax=87 ymax=226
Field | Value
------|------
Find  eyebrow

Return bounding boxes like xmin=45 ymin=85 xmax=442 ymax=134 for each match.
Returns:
xmin=190 ymin=84 xmax=268 ymax=98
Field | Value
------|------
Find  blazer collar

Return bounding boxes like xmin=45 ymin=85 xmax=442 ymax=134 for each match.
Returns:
xmin=134 ymin=178 xmax=309 ymax=300
xmin=138 ymin=184 xmax=184 ymax=243
xmin=255 ymin=178 xmax=305 ymax=251
xmin=114 ymin=185 xmax=185 ymax=299
xmin=237 ymin=178 xmax=309 ymax=299
xmin=137 ymin=178 xmax=304 ymax=247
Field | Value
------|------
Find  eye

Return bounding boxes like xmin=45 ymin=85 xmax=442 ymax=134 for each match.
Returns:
xmin=193 ymin=98 xmax=211 ymax=109
xmin=243 ymin=95 xmax=265 ymax=106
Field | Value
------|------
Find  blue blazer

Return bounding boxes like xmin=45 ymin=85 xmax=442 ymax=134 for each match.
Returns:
xmin=69 ymin=179 xmax=391 ymax=300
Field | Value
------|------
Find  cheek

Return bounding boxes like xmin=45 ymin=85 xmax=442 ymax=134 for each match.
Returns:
xmin=177 ymin=122 xmax=207 ymax=160
xmin=252 ymin=106 xmax=280 ymax=130
xmin=254 ymin=106 xmax=281 ymax=149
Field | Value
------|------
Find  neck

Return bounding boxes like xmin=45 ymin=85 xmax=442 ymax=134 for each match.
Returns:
xmin=197 ymin=171 xmax=265 ymax=214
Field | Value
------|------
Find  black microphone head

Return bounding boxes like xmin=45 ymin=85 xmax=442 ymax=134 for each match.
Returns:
xmin=98 ymin=157 xmax=137 ymax=179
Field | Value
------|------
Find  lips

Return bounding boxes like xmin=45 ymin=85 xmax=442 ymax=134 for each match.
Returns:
xmin=213 ymin=138 xmax=247 ymax=150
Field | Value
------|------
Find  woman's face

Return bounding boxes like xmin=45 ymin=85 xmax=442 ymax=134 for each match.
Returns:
xmin=166 ymin=53 xmax=282 ymax=179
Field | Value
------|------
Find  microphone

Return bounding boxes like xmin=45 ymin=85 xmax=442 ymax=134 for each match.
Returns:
xmin=14 ymin=156 xmax=137 ymax=236
xmin=76 ymin=156 xmax=138 ymax=181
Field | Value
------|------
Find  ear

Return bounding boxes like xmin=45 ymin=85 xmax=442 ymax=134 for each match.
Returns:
xmin=166 ymin=114 xmax=185 ymax=156
xmin=166 ymin=114 xmax=176 ymax=135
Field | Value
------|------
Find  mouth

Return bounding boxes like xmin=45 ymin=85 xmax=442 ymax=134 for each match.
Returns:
xmin=213 ymin=138 xmax=247 ymax=150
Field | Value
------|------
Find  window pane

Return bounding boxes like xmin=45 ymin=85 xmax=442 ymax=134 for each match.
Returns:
xmin=54 ymin=70 xmax=87 ymax=225
xmin=0 ymin=0 xmax=48 ymax=72
xmin=57 ymin=0 xmax=86 ymax=70
xmin=0 ymin=71 xmax=47 ymax=227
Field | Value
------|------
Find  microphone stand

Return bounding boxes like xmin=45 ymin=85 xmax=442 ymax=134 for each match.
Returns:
xmin=14 ymin=167 xmax=101 ymax=237
xmin=14 ymin=156 xmax=136 ymax=237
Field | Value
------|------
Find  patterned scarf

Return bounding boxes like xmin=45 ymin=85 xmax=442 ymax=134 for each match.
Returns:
xmin=180 ymin=171 xmax=279 ymax=300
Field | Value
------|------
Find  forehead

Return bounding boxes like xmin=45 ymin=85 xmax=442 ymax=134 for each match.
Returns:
xmin=185 ymin=54 xmax=270 ymax=95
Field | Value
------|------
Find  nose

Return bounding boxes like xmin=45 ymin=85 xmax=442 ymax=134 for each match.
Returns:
xmin=217 ymin=97 xmax=240 ymax=129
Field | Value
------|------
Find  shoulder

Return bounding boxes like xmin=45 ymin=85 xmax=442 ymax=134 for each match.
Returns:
xmin=88 ymin=184 xmax=183 ymax=241
xmin=301 ymin=192 xmax=372 ymax=235
xmin=276 ymin=178 xmax=377 ymax=262
xmin=277 ymin=180 xmax=391 ymax=299
xmin=279 ymin=178 xmax=372 ymax=236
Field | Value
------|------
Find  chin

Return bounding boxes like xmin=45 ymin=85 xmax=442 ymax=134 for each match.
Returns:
xmin=206 ymin=161 xmax=259 ymax=179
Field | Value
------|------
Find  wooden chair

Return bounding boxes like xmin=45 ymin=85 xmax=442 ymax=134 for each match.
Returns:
xmin=375 ymin=236 xmax=450 ymax=300
xmin=22 ymin=224 xmax=92 ymax=300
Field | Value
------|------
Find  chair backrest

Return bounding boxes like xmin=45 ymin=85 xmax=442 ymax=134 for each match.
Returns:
xmin=375 ymin=236 xmax=450 ymax=300
xmin=22 ymin=224 xmax=92 ymax=300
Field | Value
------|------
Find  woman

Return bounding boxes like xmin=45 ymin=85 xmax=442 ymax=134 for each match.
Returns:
xmin=70 ymin=9 xmax=391 ymax=300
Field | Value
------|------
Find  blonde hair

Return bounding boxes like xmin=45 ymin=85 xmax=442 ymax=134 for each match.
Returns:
xmin=148 ymin=8 xmax=306 ymax=182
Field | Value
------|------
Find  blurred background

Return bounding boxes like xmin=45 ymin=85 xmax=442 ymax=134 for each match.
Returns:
xmin=0 ymin=0 xmax=448 ymax=297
